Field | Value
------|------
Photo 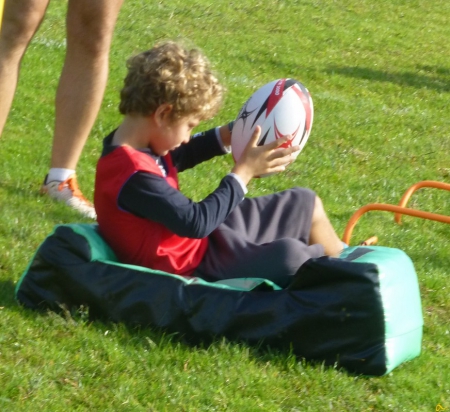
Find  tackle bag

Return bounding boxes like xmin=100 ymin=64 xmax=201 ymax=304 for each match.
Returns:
xmin=16 ymin=224 xmax=423 ymax=375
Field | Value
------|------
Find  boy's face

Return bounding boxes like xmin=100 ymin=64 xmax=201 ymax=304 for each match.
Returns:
xmin=151 ymin=112 xmax=200 ymax=156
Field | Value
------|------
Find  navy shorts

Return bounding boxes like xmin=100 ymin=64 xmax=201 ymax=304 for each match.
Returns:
xmin=197 ymin=187 xmax=325 ymax=287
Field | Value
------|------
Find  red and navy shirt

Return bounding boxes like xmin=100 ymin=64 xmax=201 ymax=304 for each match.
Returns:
xmin=94 ymin=128 xmax=245 ymax=276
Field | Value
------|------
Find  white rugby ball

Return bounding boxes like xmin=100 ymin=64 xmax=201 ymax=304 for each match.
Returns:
xmin=231 ymin=78 xmax=313 ymax=165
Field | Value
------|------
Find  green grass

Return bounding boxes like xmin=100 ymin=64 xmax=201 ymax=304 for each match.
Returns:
xmin=1 ymin=0 xmax=450 ymax=410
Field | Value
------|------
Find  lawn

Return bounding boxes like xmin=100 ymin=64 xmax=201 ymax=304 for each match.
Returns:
xmin=0 ymin=0 xmax=449 ymax=410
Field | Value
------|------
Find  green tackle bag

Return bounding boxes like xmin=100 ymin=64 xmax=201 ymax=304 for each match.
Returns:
xmin=16 ymin=224 xmax=423 ymax=375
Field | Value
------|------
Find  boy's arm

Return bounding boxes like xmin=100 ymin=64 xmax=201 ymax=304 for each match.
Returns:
xmin=118 ymin=171 xmax=244 ymax=239
xmin=171 ymin=124 xmax=232 ymax=172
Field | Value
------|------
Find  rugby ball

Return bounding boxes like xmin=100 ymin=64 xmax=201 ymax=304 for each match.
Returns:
xmin=231 ymin=78 xmax=313 ymax=165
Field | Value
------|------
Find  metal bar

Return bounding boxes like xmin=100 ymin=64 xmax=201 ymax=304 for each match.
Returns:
xmin=342 ymin=203 xmax=450 ymax=245
xmin=395 ymin=180 xmax=450 ymax=224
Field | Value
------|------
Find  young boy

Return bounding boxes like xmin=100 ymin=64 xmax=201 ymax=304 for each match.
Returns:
xmin=94 ymin=41 xmax=343 ymax=287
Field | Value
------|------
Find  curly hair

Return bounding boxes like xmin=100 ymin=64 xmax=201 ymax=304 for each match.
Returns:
xmin=119 ymin=41 xmax=223 ymax=121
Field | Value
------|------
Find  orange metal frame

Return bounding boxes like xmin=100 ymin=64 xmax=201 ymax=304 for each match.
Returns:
xmin=342 ymin=180 xmax=450 ymax=245
xmin=394 ymin=180 xmax=450 ymax=223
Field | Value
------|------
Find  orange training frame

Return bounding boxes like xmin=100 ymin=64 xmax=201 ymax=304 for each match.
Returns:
xmin=394 ymin=180 xmax=450 ymax=223
xmin=342 ymin=181 xmax=450 ymax=245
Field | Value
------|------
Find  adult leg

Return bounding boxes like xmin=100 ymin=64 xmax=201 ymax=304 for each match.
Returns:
xmin=309 ymin=195 xmax=343 ymax=257
xmin=50 ymin=0 xmax=123 ymax=170
xmin=42 ymin=0 xmax=123 ymax=218
xmin=0 ymin=0 xmax=50 ymax=136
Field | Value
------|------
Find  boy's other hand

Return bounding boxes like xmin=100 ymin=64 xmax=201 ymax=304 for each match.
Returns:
xmin=231 ymin=125 xmax=300 ymax=185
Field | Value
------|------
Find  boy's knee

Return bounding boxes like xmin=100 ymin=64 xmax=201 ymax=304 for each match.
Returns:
xmin=312 ymin=195 xmax=326 ymax=223
xmin=272 ymin=238 xmax=308 ymax=269
xmin=266 ymin=239 xmax=314 ymax=287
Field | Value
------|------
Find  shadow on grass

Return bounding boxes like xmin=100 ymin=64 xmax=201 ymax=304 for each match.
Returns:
xmin=103 ymin=321 xmax=348 ymax=375
xmin=0 ymin=279 xmax=19 ymax=307
xmin=12 ymin=299 xmax=350 ymax=376
xmin=326 ymin=64 xmax=450 ymax=93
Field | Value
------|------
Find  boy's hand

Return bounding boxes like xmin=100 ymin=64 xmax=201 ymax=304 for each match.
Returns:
xmin=231 ymin=126 xmax=300 ymax=185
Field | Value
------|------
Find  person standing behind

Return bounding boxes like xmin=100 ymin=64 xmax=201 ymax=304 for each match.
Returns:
xmin=0 ymin=0 xmax=124 ymax=219
xmin=0 ymin=0 xmax=4 ymax=30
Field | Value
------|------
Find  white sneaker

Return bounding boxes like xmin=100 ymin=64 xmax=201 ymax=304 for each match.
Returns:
xmin=41 ymin=174 xmax=97 ymax=219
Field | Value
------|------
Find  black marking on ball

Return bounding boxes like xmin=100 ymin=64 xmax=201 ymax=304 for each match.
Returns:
xmin=284 ymin=79 xmax=299 ymax=90
xmin=251 ymin=96 xmax=269 ymax=129
xmin=258 ymin=128 xmax=271 ymax=146
xmin=237 ymin=101 xmax=257 ymax=128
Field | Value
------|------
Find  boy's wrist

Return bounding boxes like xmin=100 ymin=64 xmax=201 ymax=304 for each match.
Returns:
xmin=227 ymin=172 xmax=248 ymax=194
xmin=230 ymin=163 xmax=252 ymax=187
xmin=215 ymin=127 xmax=231 ymax=153
xmin=218 ymin=122 xmax=234 ymax=148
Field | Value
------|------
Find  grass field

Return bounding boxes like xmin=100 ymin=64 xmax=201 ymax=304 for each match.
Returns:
xmin=1 ymin=0 xmax=449 ymax=410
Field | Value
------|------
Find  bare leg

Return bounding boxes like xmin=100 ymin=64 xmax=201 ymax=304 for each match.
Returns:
xmin=50 ymin=0 xmax=124 ymax=169
xmin=309 ymin=196 xmax=343 ymax=256
xmin=0 ymin=0 xmax=50 ymax=136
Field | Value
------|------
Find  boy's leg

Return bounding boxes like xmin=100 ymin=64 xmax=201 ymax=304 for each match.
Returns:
xmin=225 ymin=187 xmax=342 ymax=255
xmin=200 ymin=234 xmax=324 ymax=287
xmin=223 ymin=187 xmax=317 ymax=245
xmin=43 ymin=0 xmax=123 ymax=218
xmin=0 ymin=0 xmax=50 ymax=136
xmin=198 ymin=188 xmax=326 ymax=285
xmin=309 ymin=196 xmax=343 ymax=257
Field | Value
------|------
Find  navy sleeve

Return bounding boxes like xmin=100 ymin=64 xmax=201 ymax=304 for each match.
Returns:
xmin=118 ymin=172 xmax=245 ymax=239
xmin=171 ymin=128 xmax=225 ymax=172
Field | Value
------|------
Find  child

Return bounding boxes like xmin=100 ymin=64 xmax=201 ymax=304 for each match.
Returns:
xmin=94 ymin=41 xmax=343 ymax=288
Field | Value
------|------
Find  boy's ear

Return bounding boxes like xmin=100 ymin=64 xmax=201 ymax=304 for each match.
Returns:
xmin=154 ymin=103 xmax=173 ymax=125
